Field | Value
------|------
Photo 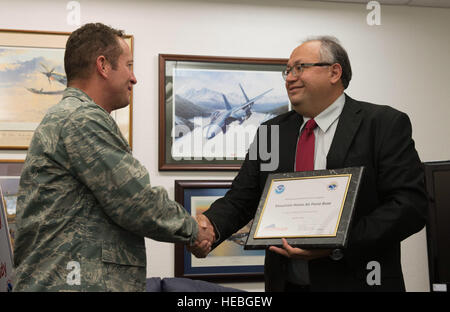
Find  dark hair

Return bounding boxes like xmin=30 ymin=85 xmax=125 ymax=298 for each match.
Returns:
xmin=304 ymin=36 xmax=352 ymax=89
xmin=64 ymin=23 xmax=125 ymax=84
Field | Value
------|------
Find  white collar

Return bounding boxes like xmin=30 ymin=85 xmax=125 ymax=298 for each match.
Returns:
xmin=301 ymin=93 xmax=345 ymax=133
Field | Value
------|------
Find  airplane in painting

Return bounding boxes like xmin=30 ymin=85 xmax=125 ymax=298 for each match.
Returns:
xmin=40 ymin=63 xmax=67 ymax=86
xmin=26 ymin=87 xmax=65 ymax=95
xmin=205 ymin=83 xmax=272 ymax=140
xmin=26 ymin=63 xmax=66 ymax=95
xmin=227 ymin=232 xmax=248 ymax=246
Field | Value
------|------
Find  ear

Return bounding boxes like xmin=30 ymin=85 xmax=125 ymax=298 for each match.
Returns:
xmin=95 ymin=55 xmax=109 ymax=79
xmin=329 ymin=63 xmax=342 ymax=85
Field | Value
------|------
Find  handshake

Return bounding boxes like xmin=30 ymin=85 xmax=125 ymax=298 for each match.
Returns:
xmin=187 ymin=214 xmax=216 ymax=258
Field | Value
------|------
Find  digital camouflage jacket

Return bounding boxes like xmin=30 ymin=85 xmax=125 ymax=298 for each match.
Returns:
xmin=14 ymin=87 xmax=198 ymax=291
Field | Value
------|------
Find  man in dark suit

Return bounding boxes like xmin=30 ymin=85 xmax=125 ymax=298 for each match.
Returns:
xmin=193 ymin=36 xmax=427 ymax=291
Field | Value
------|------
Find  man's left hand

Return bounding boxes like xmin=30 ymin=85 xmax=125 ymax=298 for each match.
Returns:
xmin=269 ymin=238 xmax=332 ymax=260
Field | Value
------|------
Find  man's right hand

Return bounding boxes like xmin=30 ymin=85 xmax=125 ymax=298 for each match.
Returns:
xmin=187 ymin=214 xmax=216 ymax=258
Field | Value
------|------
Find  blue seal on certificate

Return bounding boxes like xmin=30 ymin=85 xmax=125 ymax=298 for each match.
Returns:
xmin=328 ymin=182 xmax=338 ymax=191
xmin=275 ymin=184 xmax=285 ymax=194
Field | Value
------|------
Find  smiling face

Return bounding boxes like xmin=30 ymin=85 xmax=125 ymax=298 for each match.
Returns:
xmin=285 ymin=41 xmax=342 ymax=117
xmin=107 ymin=38 xmax=137 ymax=111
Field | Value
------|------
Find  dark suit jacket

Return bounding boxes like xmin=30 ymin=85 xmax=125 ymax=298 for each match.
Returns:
xmin=204 ymin=94 xmax=427 ymax=292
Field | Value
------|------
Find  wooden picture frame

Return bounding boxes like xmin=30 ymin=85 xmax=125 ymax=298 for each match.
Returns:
xmin=174 ymin=180 xmax=264 ymax=282
xmin=159 ymin=54 xmax=289 ymax=171
xmin=0 ymin=29 xmax=134 ymax=149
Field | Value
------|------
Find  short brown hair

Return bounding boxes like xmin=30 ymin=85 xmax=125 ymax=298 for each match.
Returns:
xmin=65 ymin=23 xmax=125 ymax=84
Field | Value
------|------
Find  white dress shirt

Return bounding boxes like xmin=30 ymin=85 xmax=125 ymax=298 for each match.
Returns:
xmin=288 ymin=92 xmax=346 ymax=285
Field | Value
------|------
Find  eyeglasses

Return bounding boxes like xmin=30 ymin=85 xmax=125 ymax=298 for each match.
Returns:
xmin=282 ymin=63 xmax=332 ymax=80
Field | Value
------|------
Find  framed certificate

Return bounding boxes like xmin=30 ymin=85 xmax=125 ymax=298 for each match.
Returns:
xmin=245 ymin=167 xmax=364 ymax=249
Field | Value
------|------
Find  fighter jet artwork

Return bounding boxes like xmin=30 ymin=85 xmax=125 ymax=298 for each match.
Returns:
xmin=205 ymin=84 xmax=273 ymax=140
xmin=26 ymin=63 xmax=66 ymax=95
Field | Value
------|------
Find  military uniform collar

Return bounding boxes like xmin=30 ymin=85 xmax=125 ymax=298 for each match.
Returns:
xmin=62 ymin=87 xmax=95 ymax=104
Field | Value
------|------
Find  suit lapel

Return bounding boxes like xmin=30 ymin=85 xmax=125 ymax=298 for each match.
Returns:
xmin=278 ymin=112 xmax=303 ymax=172
xmin=326 ymin=94 xmax=363 ymax=169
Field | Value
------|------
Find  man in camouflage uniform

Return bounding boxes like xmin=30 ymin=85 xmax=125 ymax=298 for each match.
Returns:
xmin=13 ymin=23 xmax=212 ymax=291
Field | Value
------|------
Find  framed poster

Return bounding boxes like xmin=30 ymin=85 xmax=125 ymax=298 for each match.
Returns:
xmin=0 ymin=161 xmax=19 ymax=292
xmin=174 ymin=180 xmax=264 ymax=281
xmin=0 ymin=29 xmax=133 ymax=149
xmin=0 ymin=160 xmax=24 ymax=252
xmin=1 ymin=189 xmax=14 ymax=291
xmin=159 ymin=54 xmax=289 ymax=171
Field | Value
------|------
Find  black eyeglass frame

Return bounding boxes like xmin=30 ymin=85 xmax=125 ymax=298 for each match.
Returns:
xmin=282 ymin=62 xmax=332 ymax=80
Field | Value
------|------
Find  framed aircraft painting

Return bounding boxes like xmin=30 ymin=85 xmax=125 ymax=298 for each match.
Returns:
xmin=0 ymin=29 xmax=134 ymax=150
xmin=174 ymin=180 xmax=264 ymax=281
xmin=159 ymin=54 xmax=290 ymax=171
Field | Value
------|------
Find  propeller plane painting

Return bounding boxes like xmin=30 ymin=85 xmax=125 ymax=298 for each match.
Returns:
xmin=0 ymin=46 xmax=65 ymax=148
xmin=26 ymin=63 xmax=67 ymax=95
xmin=0 ymin=29 xmax=133 ymax=149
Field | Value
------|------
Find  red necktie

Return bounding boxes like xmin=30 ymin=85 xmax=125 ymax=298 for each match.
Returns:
xmin=295 ymin=119 xmax=317 ymax=171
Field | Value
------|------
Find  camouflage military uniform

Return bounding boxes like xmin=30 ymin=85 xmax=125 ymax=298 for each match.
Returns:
xmin=14 ymin=87 xmax=198 ymax=291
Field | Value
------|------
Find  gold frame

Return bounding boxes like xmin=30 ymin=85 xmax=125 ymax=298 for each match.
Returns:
xmin=0 ymin=29 xmax=133 ymax=149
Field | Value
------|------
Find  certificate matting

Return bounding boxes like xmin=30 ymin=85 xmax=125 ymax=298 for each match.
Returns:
xmin=254 ymin=175 xmax=350 ymax=239
xmin=245 ymin=167 xmax=364 ymax=249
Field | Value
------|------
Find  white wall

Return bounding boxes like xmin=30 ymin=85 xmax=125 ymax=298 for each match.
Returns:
xmin=1 ymin=0 xmax=449 ymax=292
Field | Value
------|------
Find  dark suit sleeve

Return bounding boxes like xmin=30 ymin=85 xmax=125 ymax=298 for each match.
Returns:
xmin=347 ymin=111 xmax=427 ymax=250
xmin=203 ymin=134 xmax=263 ymax=247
